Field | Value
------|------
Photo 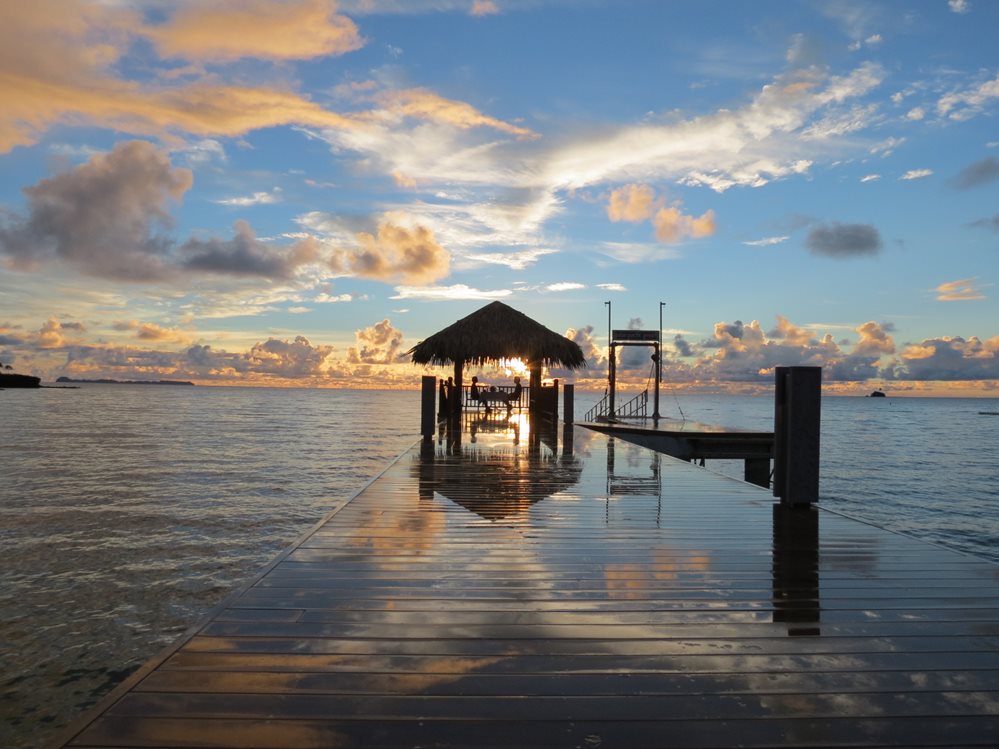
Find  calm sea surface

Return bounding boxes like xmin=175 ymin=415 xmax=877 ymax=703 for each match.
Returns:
xmin=2 ymin=385 xmax=998 ymax=747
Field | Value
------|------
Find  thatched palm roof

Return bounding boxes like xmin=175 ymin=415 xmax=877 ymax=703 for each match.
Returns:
xmin=407 ymin=301 xmax=586 ymax=369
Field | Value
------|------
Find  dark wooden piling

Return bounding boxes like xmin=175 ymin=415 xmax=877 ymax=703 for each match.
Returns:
xmin=773 ymin=366 xmax=821 ymax=505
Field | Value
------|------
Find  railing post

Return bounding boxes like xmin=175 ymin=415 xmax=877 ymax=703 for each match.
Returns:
xmin=564 ymin=384 xmax=574 ymax=425
xmin=773 ymin=366 xmax=821 ymax=505
xmin=421 ymin=375 xmax=436 ymax=441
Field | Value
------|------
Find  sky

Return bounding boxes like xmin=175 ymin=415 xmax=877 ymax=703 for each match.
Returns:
xmin=1 ymin=0 xmax=998 ymax=395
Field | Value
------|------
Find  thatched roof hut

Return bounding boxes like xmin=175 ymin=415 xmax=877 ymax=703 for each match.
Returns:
xmin=408 ymin=301 xmax=585 ymax=416
xmin=407 ymin=301 xmax=586 ymax=370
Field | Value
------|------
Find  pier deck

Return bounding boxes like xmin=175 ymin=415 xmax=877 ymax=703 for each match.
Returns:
xmin=57 ymin=420 xmax=999 ymax=748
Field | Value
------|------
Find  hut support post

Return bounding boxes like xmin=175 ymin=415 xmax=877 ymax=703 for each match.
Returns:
xmin=420 ymin=376 xmax=436 ymax=441
xmin=773 ymin=366 xmax=821 ymax=506
xmin=452 ymin=359 xmax=464 ymax=417
xmin=529 ymin=366 xmax=542 ymax=414
xmin=564 ymin=384 xmax=574 ymax=424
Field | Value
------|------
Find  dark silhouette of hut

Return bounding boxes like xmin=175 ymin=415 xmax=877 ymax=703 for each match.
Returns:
xmin=407 ymin=301 xmax=585 ymax=415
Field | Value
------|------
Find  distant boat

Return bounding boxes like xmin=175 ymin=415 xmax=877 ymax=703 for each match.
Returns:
xmin=869 ymin=390 xmax=887 ymax=398
xmin=980 ymin=411 xmax=999 ymax=416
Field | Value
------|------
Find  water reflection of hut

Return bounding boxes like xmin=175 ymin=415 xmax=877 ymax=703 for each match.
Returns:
xmin=415 ymin=436 xmax=582 ymax=521
xmin=407 ymin=301 xmax=585 ymax=417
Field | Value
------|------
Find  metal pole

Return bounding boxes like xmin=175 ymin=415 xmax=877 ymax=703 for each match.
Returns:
xmin=605 ymin=300 xmax=612 ymax=416
xmin=654 ymin=301 xmax=664 ymax=420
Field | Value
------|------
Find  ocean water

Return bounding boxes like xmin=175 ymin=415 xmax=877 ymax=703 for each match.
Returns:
xmin=2 ymin=385 xmax=997 ymax=748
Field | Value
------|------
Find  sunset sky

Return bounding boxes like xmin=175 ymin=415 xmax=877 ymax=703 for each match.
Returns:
xmin=1 ymin=0 xmax=997 ymax=394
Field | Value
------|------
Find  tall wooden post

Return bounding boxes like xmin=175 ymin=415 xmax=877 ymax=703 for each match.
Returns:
xmin=529 ymin=366 xmax=542 ymax=414
xmin=452 ymin=358 xmax=464 ymax=417
xmin=564 ymin=384 xmax=574 ymax=425
xmin=773 ymin=366 xmax=821 ymax=505
xmin=420 ymin=375 xmax=436 ymax=441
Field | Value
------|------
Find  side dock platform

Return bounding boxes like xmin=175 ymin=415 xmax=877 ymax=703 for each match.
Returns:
xmin=54 ymin=420 xmax=999 ymax=748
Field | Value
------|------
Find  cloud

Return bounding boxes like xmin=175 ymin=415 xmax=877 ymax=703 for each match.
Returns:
xmin=347 ymin=319 xmax=404 ymax=364
xmin=853 ymin=320 xmax=896 ymax=355
xmin=607 ymin=184 xmax=657 ymax=222
xmin=596 ymin=283 xmax=627 ymax=292
xmin=900 ymin=168 xmax=933 ymax=180
xmin=544 ymin=282 xmax=585 ymax=292
xmin=935 ymin=278 xmax=986 ymax=301
xmin=0 ymin=0 xmax=370 ymax=153
xmin=0 ymin=140 xmax=192 ymax=281
xmin=860 ymin=174 xmax=880 ymax=182
xmin=949 ymin=0 xmax=970 ymax=13
xmin=470 ymin=1 xmax=500 ymax=17
xmin=214 ymin=188 xmax=283 ymax=206
xmin=390 ymin=284 xmax=512 ymax=300
xmin=892 ymin=336 xmax=999 ymax=381
xmin=951 ymin=156 xmax=999 ymax=189
xmin=652 ymin=206 xmax=716 ymax=243
xmin=113 ymin=320 xmax=192 ymax=344
xmin=806 ymin=222 xmax=882 ymax=258
xmin=244 ymin=336 xmax=334 ymax=376
xmin=463 ymin=248 xmax=558 ymax=270
xmin=601 ymin=242 xmax=681 ymax=263
xmin=689 ymin=316 xmax=893 ymax=383
xmin=375 ymin=88 xmax=537 ymax=139
xmin=331 ymin=221 xmax=451 ymax=284
xmin=181 ymin=221 xmax=321 ymax=278
xmin=36 ymin=318 xmax=80 ymax=349
xmin=970 ymin=214 xmax=999 ymax=232
xmin=673 ymin=334 xmax=693 ymax=357
xmin=145 ymin=0 xmax=363 ymax=63
xmin=310 ymin=57 xmax=886 ymax=257
xmin=937 ymin=71 xmax=999 ymax=121
xmin=743 ymin=235 xmax=789 ymax=246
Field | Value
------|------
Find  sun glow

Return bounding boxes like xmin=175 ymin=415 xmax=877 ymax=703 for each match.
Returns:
xmin=500 ymin=357 xmax=530 ymax=377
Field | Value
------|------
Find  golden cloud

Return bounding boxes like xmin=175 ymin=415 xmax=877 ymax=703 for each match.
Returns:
xmin=0 ymin=0 xmax=363 ymax=153
xmin=607 ymin=184 xmax=657 ymax=222
xmin=935 ymin=278 xmax=986 ymax=302
xmin=652 ymin=206 xmax=717 ymax=243
xmin=471 ymin=1 xmax=501 ymax=16
xmin=376 ymin=88 xmax=538 ymax=139
xmin=146 ymin=0 xmax=363 ymax=62
xmin=331 ymin=221 xmax=451 ymax=284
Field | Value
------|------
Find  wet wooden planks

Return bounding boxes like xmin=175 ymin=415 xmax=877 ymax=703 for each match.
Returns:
xmin=57 ymin=424 xmax=999 ymax=748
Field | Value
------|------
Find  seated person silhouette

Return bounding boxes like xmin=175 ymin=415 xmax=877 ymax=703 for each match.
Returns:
xmin=507 ymin=376 xmax=522 ymax=413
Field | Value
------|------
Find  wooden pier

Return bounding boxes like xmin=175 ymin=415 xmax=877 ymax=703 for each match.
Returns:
xmin=54 ymin=420 xmax=999 ymax=748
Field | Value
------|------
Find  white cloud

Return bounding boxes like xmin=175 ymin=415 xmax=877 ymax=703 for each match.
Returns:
xmin=601 ymin=242 xmax=682 ymax=263
xmin=900 ymin=168 xmax=933 ymax=180
xmin=743 ymin=235 xmax=789 ymax=247
xmin=461 ymin=247 xmax=558 ymax=271
xmin=860 ymin=174 xmax=881 ymax=182
xmin=949 ymin=0 xmax=970 ymax=13
xmin=544 ymin=282 xmax=585 ymax=292
xmin=390 ymin=283 xmax=512 ymax=300
xmin=937 ymin=71 xmax=999 ymax=120
xmin=214 ymin=188 xmax=282 ymax=206
xmin=596 ymin=283 xmax=627 ymax=292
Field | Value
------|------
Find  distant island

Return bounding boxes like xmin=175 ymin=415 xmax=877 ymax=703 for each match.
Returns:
xmin=1 ymin=373 xmax=41 ymax=388
xmin=869 ymin=390 xmax=887 ymax=398
xmin=56 ymin=377 xmax=195 ymax=386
